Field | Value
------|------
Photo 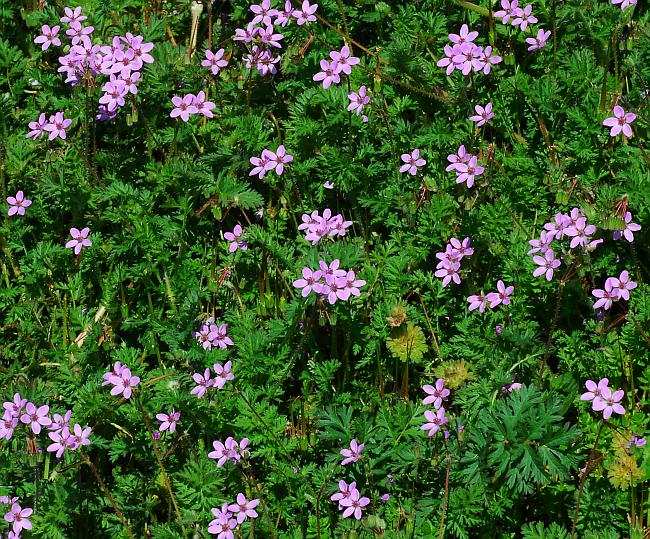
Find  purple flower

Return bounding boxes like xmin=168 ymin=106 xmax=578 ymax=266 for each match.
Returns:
xmin=70 ymin=423 xmax=92 ymax=448
xmin=319 ymin=259 xmax=346 ymax=280
xmin=421 ymin=407 xmax=448 ymax=437
xmin=502 ymin=382 xmax=522 ymax=393
xmin=527 ymin=231 xmax=554 ymax=255
xmin=603 ymin=106 xmax=636 ymax=138
xmin=511 ymin=4 xmax=537 ymax=30
xmin=208 ymin=512 xmax=238 ymax=537
xmin=7 ymin=191 xmax=32 ymax=217
xmin=544 ymin=213 xmax=571 ymax=240
xmin=47 ymin=427 xmax=72 ymax=458
xmin=43 ymin=111 xmax=72 ymax=140
xmin=65 ymin=21 xmax=94 ymax=45
xmin=65 ymin=227 xmax=92 ymax=255
xmin=330 ymin=45 xmax=360 ymax=75
xmin=61 ymin=6 xmax=87 ymax=24
xmin=449 ymin=24 xmax=478 ymax=45
xmin=455 ymin=156 xmax=484 ymax=188
xmin=313 ymin=59 xmax=341 ymax=89
xmin=228 ymin=493 xmax=260 ymax=524
xmin=170 ymin=94 xmax=198 ymax=122
xmin=99 ymin=80 xmax=128 ymax=111
xmin=592 ymin=386 xmax=625 ymax=420
xmin=434 ymin=260 xmax=461 ymax=287
xmin=224 ymin=224 xmax=247 ymax=252
xmin=208 ymin=324 xmax=234 ymax=350
xmin=495 ymin=325 xmax=502 ymax=335
xmin=494 ymin=0 xmax=519 ymax=23
xmin=581 ymin=378 xmax=609 ymax=403
xmin=592 ymin=280 xmax=619 ymax=310
xmin=348 ymin=85 xmax=370 ymax=115
xmin=156 ymin=410 xmax=180 ymax=433
xmin=565 ymin=217 xmax=596 ymax=249
xmin=486 ymin=280 xmax=514 ymax=307
xmin=422 ymin=379 xmax=450 ymax=409
xmin=4 ymin=503 xmax=33 ymax=535
xmin=607 ymin=270 xmax=637 ymax=301
xmin=34 ymin=24 xmax=61 ymax=50
xmin=234 ymin=22 xmax=257 ymax=43
xmin=337 ymin=270 xmax=366 ymax=300
xmin=3 ymin=393 xmax=26 ymax=418
xmin=293 ymin=0 xmax=318 ymax=25
xmin=467 ymin=293 xmax=488 ymax=312
xmin=468 ymin=103 xmax=493 ymax=126
xmin=20 ymin=403 xmax=51 ymax=435
xmin=526 ymin=29 xmax=551 ymax=51
xmin=275 ymin=1 xmax=295 ymax=26
xmin=612 ymin=212 xmax=641 ymax=242
xmin=533 ymin=249 xmax=561 ymax=281
xmin=339 ymin=489 xmax=370 ymax=520
xmin=49 ymin=410 xmax=72 ymax=432
xmin=209 ymin=436 xmax=249 ymax=467
xmin=27 ymin=113 xmax=48 ymax=139
xmin=213 ymin=361 xmax=235 ymax=389
xmin=103 ymin=361 xmax=127 ymax=386
xmin=611 ymin=0 xmax=637 ymax=10
xmin=109 ymin=367 xmax=140 ymax=399
xmin=331 ymin=480 xmax=357 ymax=506
xmin=400 ymin=149 xmax=426 ymax=175
xmin=250 ymin=150 xmax=271 ymax=178
xmin=191 ymin=368 xmax=214 ymax=398
xmin=293 ymin=267 xmax=324 ymax=297
xmin=258 ymin=25 xmax=284 ymax=48
xmin=446 ymin=145 xmax=471 ymax=172
xmin=264 ymin=145 xmax=293 ymax=175
xmin=626 ymin=435 xmax=646 ymax=448
xmin=478 ymin=45 xmax=502 ymax=74
xmin=0 ymin=415 xmax=18 ymax=441
xmin=202 ymin=48 xmax=229 ymax=75
xmin=193 ymin=91 xmax=216 ymax=118
xmin=340 ymin=439 xmax=364 ymax=465
xmin=452 ymin=43 xmax=484 ymax=75
xmin=323 ymin=181 xmax=334 ymax=189
xmin=250 ymin=0 xmax=279 ymax=26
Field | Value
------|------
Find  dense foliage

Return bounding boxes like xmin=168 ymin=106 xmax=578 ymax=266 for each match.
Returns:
xmin=1 ymin=0 xmax=649 ymax=537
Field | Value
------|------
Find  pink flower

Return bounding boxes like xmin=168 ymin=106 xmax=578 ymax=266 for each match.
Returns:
xmin=193 ymin=91 xmax=216 ymax=118
xmin=43 ymin=111 xmax=72 ymax=140
xmin=156 ymin=410 xmax=180 ymax=433
xmin=592 ymin=280 xmax=620 ymax=310
xmin=580 ymin=378 xmax=609 ymax=403
xmin=603 ymin=106 xmax=636 ymax=138
xmin=250 ymin=150 xmax=271 ymax=179
xmin=421 ymin=407 xmax=448 ymax=436
xmin=446 ymin=145 xmax=471 ymax=172
xmin=449 ymin=24 xmax=478 ymax=44
xmin=526 ymin=29 xmax=551 ymax=51
xmin=27 ymin=113 xmax=48 ymax=139
xmin=467 ymin=293 xmax=488 ymax=312
xmin=61 ymin=6 xmax=87 ymax=25
xmin=4 ymin=503 xmax=33 ymax=534
xmin=20 ymin=402 xmax=52 ymax=434
xmin=213 ymin=361 xmax=235 ymax=389
xmin=65 ymin=227 xmax=92 ymax=255
xmin=330 ymin=45 xmax=360 ymax=76
xmin=7 ymin=191 xmax=32 ymax=217
xmin=293 ymin=267 xmax=324 ymax=297
xmin=611 ymin=0 xmax=637 ymax=10
xmin=607 ymin=270 xmax=637 ymax=301
xmin=592 ymin=386 xmax=625 ymax=420
xmin=455 ymin=156 xmax=484 ymax=188
xmin=313 ymin=59 xmax=341 ymax=89
xmin=468 ymin=102 xmax=493 ymax=126
xmin=511 ymin=4 xmax=537 ymax=30
xmin=250 ymin=0 xmax=279 ymax=26
xmin=34 ymin=24 xmax=61 ymax=50
xmin=191 ymin=368 xmax=214 ymax=398
xmin=108 ymin=367 xmax=141 ymax=399
xmin=224 ymin=224 xmax=247 ymax=252
xmin=293 ymin=0 xmax=318 ymax=25
xmin=340 ymin=439 xmax=364 ymax=465
xmin=202 ymin=48 xmax=229 ymax=75
xmin=422 ymin=379 xmax=450 ymax=409
xmin=228 ymin=493 xmax=260 ymax=524
xmin=533 ymin=249 xmax=561 ymax=281
xmin=400 ymin=149 xmax=426 ymax=175
xmin=486 ymin=280 xmax=514 ymax=308
xmin=170 ymin=94 xmax=198 ymax=122
xmin=494 ymin=0 xmax=519 ymax=23
xmin=339 ymin=489 xmax=370 ymax=520
xmin=208 ymin=324 xmax=234 ymax=350
xmin=264 ymin=145 xmax=294 ymax=175
xmin=612 ymin=211 xmax=641 ymax=242
xmin=348 ymin=85 xmax=370 ymax=115
xmin=434 ymin=260 xmax=461 ymax=287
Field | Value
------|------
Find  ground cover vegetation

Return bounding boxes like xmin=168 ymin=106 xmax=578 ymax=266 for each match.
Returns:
xmin=0 ymin=0 xmax=649 ymax=537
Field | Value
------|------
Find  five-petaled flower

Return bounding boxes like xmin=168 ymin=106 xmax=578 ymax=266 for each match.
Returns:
xmin=469 ymin=102 xmax=494 ymax=126
xmin=65 ymin=227 xmax=92 ymax=254
xmin=108 ymin=367 xmax=141 ymax=399
xmin=340 ymin=439 xmax=364 ymax=465
xmin=7 ymin=191 xmax=32 ymax=217
xmin=400 ymin=149 xmax=427 ymax=175
xmin=4 ymin=502 xmax=33 ymax=535
xmin=156 ymin=410 xmax=180 ymax=433
xmin=603 ymin=106 xmax=636 ymax=138
xmin=423 ymin=379 xmax=450 ymax=409
xmin=421 ymin=407 xmax=448 ymax=437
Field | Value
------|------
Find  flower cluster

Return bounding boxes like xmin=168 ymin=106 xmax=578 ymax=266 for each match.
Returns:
xmin=190 ymin=361 xmax=234 ymax=399
xmin=421 ymin=380 xmax=450 ymax=437
xmin=208 ymin=494 xmax=260 ymax=536
xmin=434 ymin=237 xmax=473 ymax=287
xmin=2 ymin=496 xmax=33 ymax=537
xmin=331 ymin=480 xmax=370 ymax=520
xmin=297 ymin=209 xmax=352 ymax=245
xmin=437 ymin=24 xmax=502 ymax=76
xmin=293 ymin=260 xmax=366 ymax=304
xmin=249 ymin=145 xmax=294 ymax=178
xmin=528 ymin=207 xmax=602 ymax=281
xmin=340 ymin=439 xmax=364 ymax=465
xmin=47 ymin=412 xmax=92 ymax=459
xmin=1 ymin=394 xmax=48 ymax=440
xmin=194 ymin=318 xmax=235 ymax=350
xmin=467 ymin=280 xmax=514 ymax=312
xmin=103 ymin=361 xmax=141 ymax=399
xmin=208 ymin=437 xmax=250 ymax=467
xmin=170 ymin=91 xmax=216 ymax=122
xmin=494 ymin=1 xmax=551 ymax=52
xmin=580 ymin=378 xmax=625 ymax=420
xmin=446 ymin=145 xmax=485 ymax=188
xmin=313 ymin=44 xmax=360 ymax=89
xmin=592 ymin=270 xmax=637 ymax=311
